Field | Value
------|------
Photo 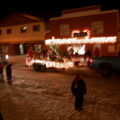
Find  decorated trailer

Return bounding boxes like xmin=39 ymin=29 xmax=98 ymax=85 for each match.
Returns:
xmin=26 ymin=58 xmax=74 ymax=72
xmin=26 ymin=42 xmax=80 ymax=72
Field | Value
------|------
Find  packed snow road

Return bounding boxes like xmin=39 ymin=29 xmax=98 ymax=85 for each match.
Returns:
xmin=0 ymin=55 xmax=120 ymax=120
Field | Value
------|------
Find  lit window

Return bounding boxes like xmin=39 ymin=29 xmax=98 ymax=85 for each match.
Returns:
xmin=67 ymin=45 xmax=85 ymax=55
xmin=21 ymin=26 xmax=27 ymax=33
xmin=74 ymin=32 xmax=87 ymax=38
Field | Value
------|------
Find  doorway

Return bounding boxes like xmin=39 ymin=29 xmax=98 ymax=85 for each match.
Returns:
xmin=67 ymin=44 xmax=85 ymax=55
xmin=19 ymin=44 xmax=28 ymax=55
xmin=19 ymin=44 xmax=24 ymax=55
xmin=93 ymin=44 xmax=101 ymax=57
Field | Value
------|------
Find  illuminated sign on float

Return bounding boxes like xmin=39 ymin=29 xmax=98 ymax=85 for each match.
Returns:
xmin=71 ymin=30 xmax=90 ymax=39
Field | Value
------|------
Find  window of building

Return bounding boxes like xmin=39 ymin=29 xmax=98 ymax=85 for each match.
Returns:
xmin=1 ymin=45 xmax=8 ymax=52
xmin=60 ymin=25 xmax=69 ymax=36
xmin=33 ymin=25 xmax=40 ymax=32
xmin=0 ymin=30 xmax=2 ymax=35
xmin=7 ymin=29 xmax=12 ymax=34
xmin=108 ymin=45 xmax=115 ymax=53
xmin=92 ymin=21 xmax=103 ymax=34
xmin=21 ymin=26 xmax=27 ymax=33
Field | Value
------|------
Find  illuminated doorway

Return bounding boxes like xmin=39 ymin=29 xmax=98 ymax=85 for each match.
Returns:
xmin=19 ymin=44 xmax=24 ymax=54
xmin=67 ymin=44 xmax=85 ymax=55
xmin=19 ymin=44 xmax=28 ymax=55
xmin=93 ymin=44 xmax=101 ymax=57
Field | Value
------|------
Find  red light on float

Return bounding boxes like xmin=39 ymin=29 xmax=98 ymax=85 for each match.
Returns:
xmin=89 ymin=58 xmax=93 ymax=64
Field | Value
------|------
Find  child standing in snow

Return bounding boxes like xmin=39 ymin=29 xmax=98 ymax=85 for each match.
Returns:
xmin=6 ymin=64 xmax=12 ymax=84
xmin=71 ymin=73 xmax=86 ymax=110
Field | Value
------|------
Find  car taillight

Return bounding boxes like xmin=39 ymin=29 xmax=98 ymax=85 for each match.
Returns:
xmin=89 ymin=58 xmax=93 ymax=63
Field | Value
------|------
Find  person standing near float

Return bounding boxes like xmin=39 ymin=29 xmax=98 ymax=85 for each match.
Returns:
xmin=6 ymin=64 xmax=12 ymax=84
xmin=94 ymin=47 xmax=100 ymax=57
xmin=27 ymin=46 xmax=34 ymax=66
xmin=28 ymin=46 xmax=34 ymax=59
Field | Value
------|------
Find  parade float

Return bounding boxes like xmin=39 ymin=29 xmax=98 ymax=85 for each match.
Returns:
xmin=26 ymin=42 xmax=78 ymax=72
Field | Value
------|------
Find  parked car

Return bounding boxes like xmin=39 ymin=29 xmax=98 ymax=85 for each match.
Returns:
xmin=89 ymin=56 xmax=120 ymax=78
xmin=0 ymin=53 xmax=8 ymax=64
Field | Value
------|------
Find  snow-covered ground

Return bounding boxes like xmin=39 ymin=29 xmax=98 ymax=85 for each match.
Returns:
xmin=0 ymin=55 xmax=120 ymax=120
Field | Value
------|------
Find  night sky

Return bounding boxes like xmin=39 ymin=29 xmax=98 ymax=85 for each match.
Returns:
xmin=0 ymin=0 xmax=120 ymax=20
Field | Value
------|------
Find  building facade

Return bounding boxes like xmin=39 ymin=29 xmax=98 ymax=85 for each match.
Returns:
xmin=46 ymin=5 xmax=119 ymax=57
xmin=0 ymin=12 xmax=49 ymax=55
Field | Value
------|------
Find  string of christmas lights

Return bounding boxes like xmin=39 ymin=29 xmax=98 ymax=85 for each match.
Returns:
xmin=45 ymin=30 xmax=116 ymax=45
xmin=45 ymin=36 xmax=117 ymax=45
xmin=47 ymin=43 xmax=62 ymax=61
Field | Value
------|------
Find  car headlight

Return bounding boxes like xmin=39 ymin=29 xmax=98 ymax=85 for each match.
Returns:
xmin=5 ymin=55 xmax=8 ymax=59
